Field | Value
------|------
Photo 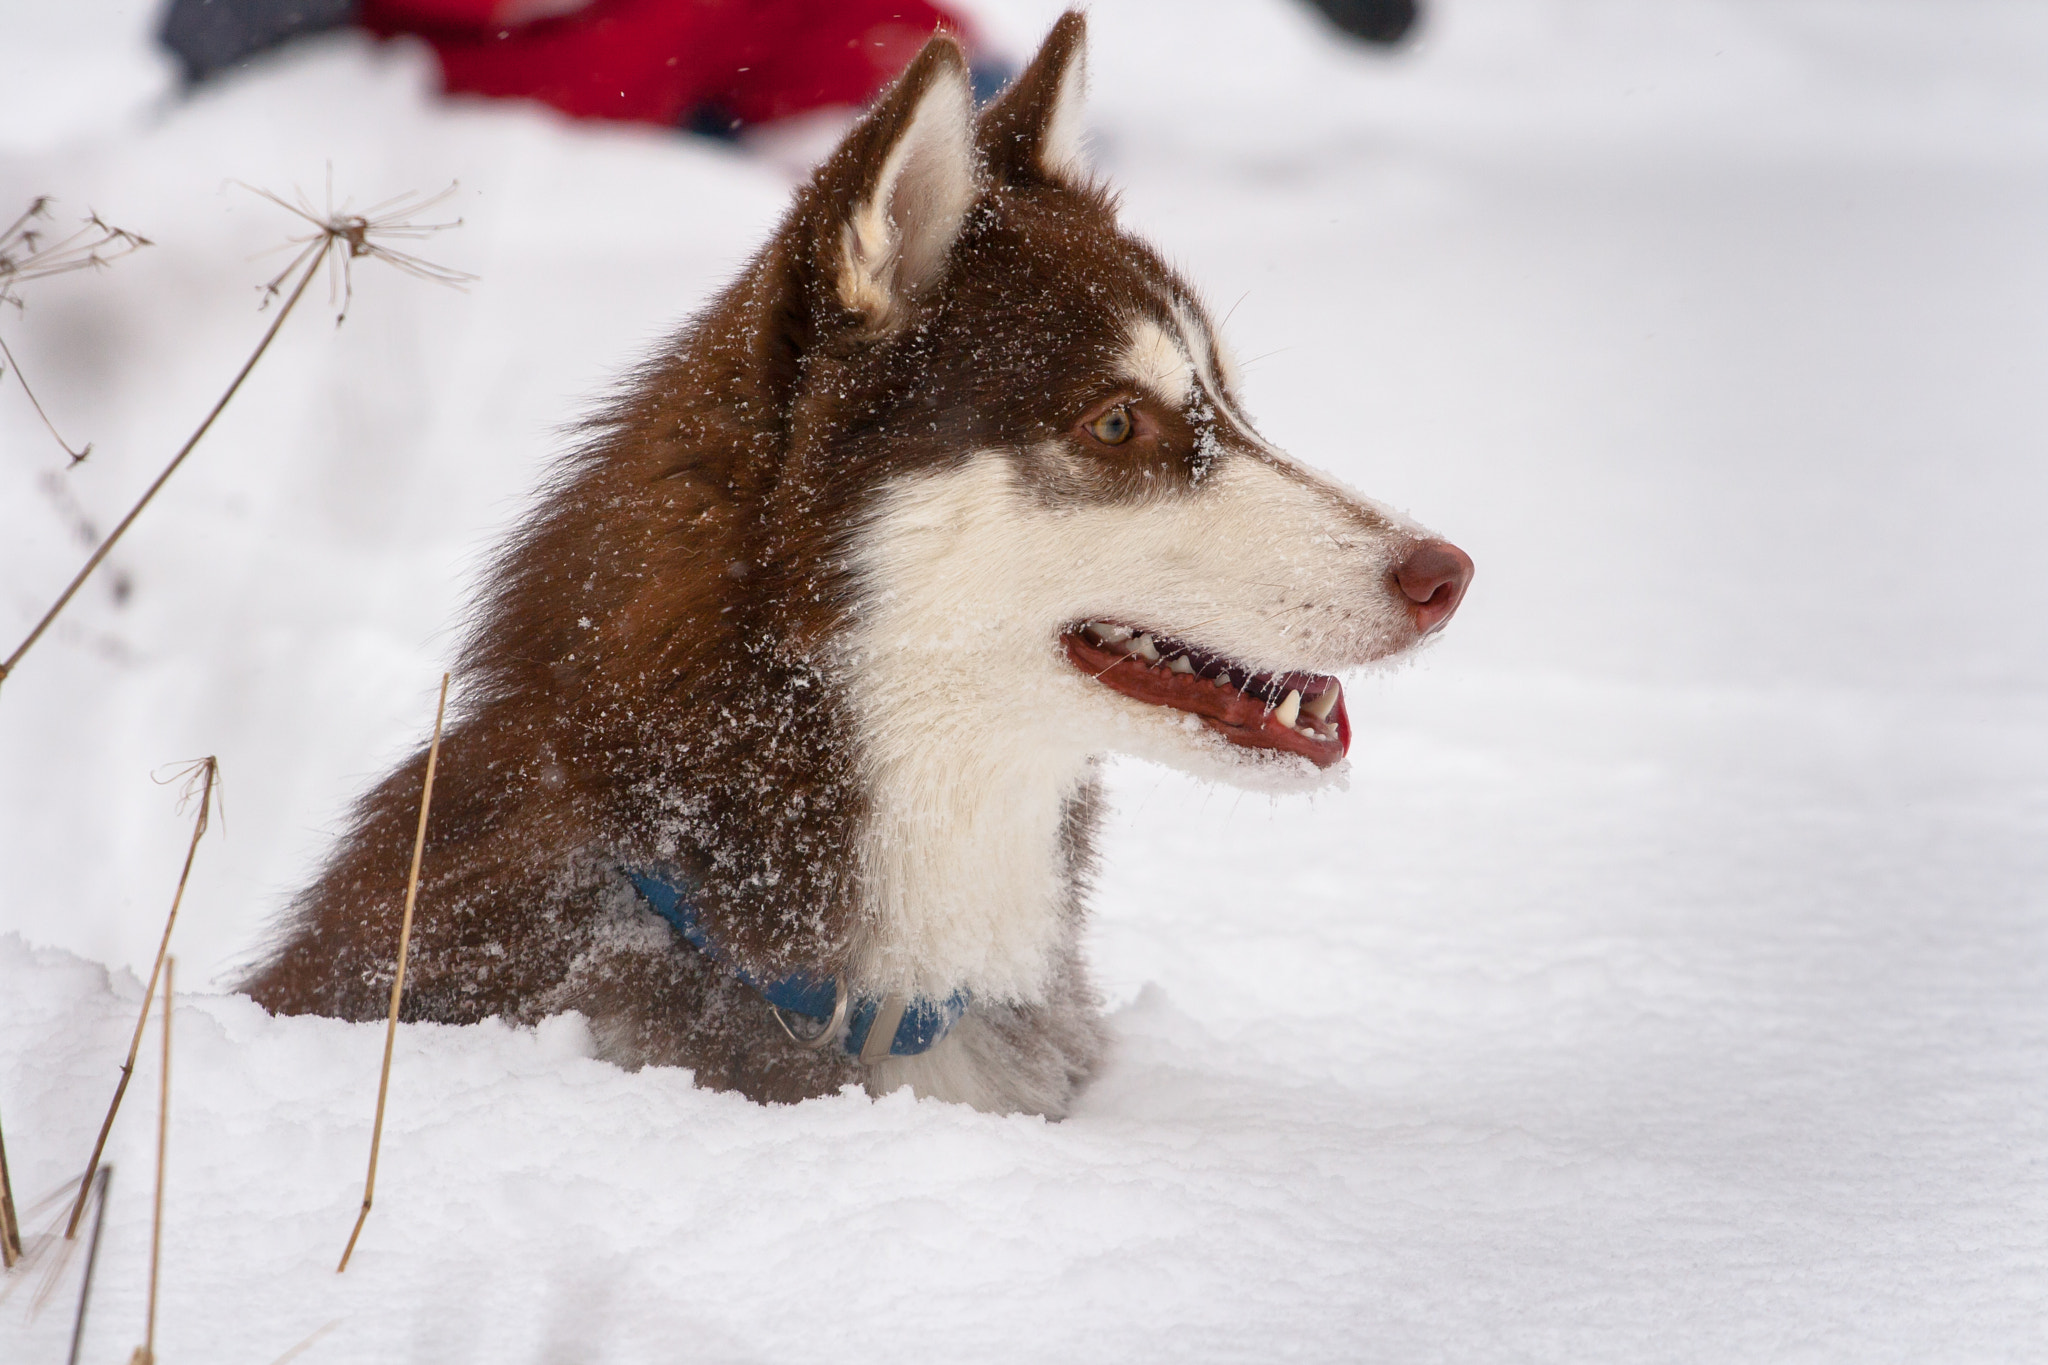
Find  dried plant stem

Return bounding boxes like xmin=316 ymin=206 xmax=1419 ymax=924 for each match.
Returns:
xmin=0 ymin=329 xmax=91 ymax=462
xmin=0 ymin=241 xmax=325 ymax=693
xmin=338 ymin=673 xmax=451 ymax=1274
xmin=66 ymin=757 xmax=217 ymax=1239
xmin=0 ymin=1096 xmax=22 ymax=1269
xmin=68 ymin=1166 xmax=113 ymax=1365
xmin=131 ymin=958 xmax=172 ymax=1365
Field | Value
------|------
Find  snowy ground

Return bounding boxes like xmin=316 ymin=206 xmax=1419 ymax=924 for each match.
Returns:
xmin=4 ymin=1 xmax=2048 ymax=1360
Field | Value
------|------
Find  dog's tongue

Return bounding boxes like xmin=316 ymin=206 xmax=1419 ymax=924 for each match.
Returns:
xmin=1061 ymin=630 xmax=1350 ymax=768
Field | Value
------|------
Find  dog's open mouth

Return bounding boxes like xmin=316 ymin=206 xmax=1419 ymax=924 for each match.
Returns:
xmin=1060 ymin=622 xmax=1350 ymax=768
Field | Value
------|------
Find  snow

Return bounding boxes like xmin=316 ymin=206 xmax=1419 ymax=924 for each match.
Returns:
xmin=4 ymin=0 xmax=2048 ymax=1359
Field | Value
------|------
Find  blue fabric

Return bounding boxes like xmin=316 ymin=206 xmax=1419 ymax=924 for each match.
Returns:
xmin=623 ymin=868 xmax=967 ymax=1059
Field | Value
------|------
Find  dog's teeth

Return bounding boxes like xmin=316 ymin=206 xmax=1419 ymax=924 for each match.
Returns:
xmin=1167 ymin=655 xmax=1194 ymax=674
xmin=1132 ymin=634 xmax=1161 ymax=662
xmin=1305 ymin=685 xmax=1340 ymax=721
xmin=1274 ymin=689 xmax=1302 ymax=728
xmin=1085 ymin=622 xmax=1133 ymax=645
xmin=1213 ymin=673 xmax=1232 ymax=688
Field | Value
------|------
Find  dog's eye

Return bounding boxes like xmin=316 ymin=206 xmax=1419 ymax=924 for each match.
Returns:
xmin=1088 ymin=404 xmax=1134 ymax=446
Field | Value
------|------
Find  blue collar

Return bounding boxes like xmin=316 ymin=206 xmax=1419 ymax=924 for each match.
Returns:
xmin=623 ymin=868 xmax=968 ymax=1060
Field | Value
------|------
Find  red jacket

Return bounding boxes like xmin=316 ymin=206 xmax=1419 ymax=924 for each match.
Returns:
xmin=359 ymin=0 xmax=976 ymax=128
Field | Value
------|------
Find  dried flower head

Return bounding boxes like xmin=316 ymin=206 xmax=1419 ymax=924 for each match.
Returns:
xmin=242 ymin=175 xmax=475 ymax=325
xmin=153 ymin=755 xmax=223 ymax=831
xmin=0 ymin=197 xmax=151 ymax=310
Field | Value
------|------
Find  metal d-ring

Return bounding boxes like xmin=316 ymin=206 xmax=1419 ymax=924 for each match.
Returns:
xmin=770 ymin=977 xmax=849 ymax=1051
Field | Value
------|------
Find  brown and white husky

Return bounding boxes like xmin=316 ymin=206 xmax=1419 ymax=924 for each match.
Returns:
xmin=246 ymin=12 xmax=1472 ymax=1119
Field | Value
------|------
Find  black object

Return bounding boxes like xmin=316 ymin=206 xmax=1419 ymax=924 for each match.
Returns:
xmin=1301 ymin=0 xmax=1420 ymax=46
xmin=159 ymin=0 xmax=360 ymax=84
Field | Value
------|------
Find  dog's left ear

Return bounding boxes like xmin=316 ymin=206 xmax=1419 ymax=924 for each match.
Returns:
xmin=977 ymin=10 xmax=1090 ymax=190
xmin=814 ymin=34 xmax=980 ymax=329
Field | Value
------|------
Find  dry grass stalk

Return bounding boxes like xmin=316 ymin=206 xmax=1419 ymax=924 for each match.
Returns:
xmin=0 ymin=197 xmax=151 ymax=464
xmin=337 ymin=673 xmax=452 ymax=1274
xmin=0 ymin=1096 xmax=21 ymax=1268
xmin=66 ymin=757 xmax=217 ymax=1240
xmin=0 ymin=183 xmax=469 ymax=695
xmin=0 ymin=249 xmax=320 ymax=694
xmin=65 ymin=1167 xmax=113 ymax=1365
xmin=128 ymin=957 xmax=172 ymax=1365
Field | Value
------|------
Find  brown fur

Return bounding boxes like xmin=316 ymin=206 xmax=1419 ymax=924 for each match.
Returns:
xmin=245 ymin=17 xmax=1174 ymax=1105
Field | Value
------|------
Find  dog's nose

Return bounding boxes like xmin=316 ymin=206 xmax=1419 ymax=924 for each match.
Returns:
xmin=1394 ymin=539 xmax=1474 ymax=634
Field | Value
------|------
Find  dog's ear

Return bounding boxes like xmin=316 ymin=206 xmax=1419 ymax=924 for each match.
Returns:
xmin=977 ymin=10 xmax=1089 ymax=190
xmin=812 ymin=34 xmax=980 ymax=330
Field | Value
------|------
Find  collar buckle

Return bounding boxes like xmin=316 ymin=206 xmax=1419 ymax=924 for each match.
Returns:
xmin=771 ymin=977 xmax=850 ymax=1051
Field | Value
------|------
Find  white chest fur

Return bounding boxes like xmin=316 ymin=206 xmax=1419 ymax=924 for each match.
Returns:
xmin=838 ymin=455 xmax=1100 ymax=1003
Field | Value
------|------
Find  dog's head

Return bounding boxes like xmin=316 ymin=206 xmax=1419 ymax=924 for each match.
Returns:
xmin=753 ymin=13 xmax=1471 ymax=792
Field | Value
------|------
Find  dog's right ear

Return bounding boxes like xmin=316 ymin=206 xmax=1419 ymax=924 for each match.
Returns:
xmin=977 ymin=10 xmax=1090 ymax=190
xmin=807 ymin=34 xmax=980 ymax=331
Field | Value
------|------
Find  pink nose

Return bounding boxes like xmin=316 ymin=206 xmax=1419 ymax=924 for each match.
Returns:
xmin=1394 ymin=539 xmax=1474 ymax=634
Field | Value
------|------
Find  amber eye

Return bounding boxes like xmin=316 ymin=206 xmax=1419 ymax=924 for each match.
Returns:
xmin=1088 ymin=404 xmax=1134 ymax=446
